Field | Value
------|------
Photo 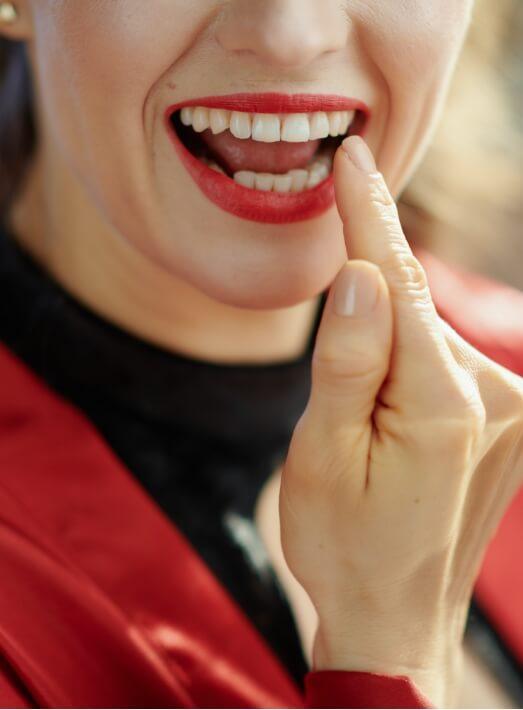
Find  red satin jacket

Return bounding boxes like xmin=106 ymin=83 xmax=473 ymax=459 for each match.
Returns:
xmin=0 ymin=248 xmax=521 ymax=709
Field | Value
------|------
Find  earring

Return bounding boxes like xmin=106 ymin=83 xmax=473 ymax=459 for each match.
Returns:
xmin=0 ymin=2 xmax=18 ymax=24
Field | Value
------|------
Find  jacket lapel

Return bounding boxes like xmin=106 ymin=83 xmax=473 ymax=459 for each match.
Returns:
xmin=0 ymin=344 xmax=303 ymax=708
xmin=0 ymin=248 xmax=522 ymax=707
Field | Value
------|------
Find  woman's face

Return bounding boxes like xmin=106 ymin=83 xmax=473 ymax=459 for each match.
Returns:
xmin=22 ymin=0 xmax=473 ymax=307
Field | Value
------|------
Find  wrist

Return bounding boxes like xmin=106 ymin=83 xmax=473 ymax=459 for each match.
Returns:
xmin=312 ymin=619 xmax=451 ymax=707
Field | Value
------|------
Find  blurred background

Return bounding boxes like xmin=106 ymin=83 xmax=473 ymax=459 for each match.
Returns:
xmin=400 ymin=0 xmax=523 ymax=290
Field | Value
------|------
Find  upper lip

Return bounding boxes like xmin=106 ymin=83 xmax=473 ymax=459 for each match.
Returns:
xmin=165 ymin=92 xmax=370 ymax=119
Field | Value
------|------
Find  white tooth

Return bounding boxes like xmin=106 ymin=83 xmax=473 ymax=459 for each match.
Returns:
xmin=273 ymin=174 xmax=293 ymax=193
xmin=254 ymin=173 xmax=274 ymax=191
xmin=252 ymin=114 xmax=281 ymax=143
xmin=281 ymin=114 xmax=310 ymax=143
xmin=309 ymin=162 xmax=329 ymax=181
xmin=209 ymin=109 xmax=230 ymax=135
xmin=234 ymin=171 xmax=256 ymax=188
xmin=309 ymin=112 xmax=330 ymax=140
xmin=288 ymin=169 xmax=309 ymax=192
xmin=180 ymin=107 xmax=194 ymax=126
xmin=328 ymin=111 xmax=343 ymax=136
xmin=307 ymin=171 xmax=324 ymax=189
xmin=192 ymin=107 xmax=210 ymax=132
xmin=230 ymin=111 xmax=252 ymax=139
xmin=339 ymin=110 xmax=355 ymax=135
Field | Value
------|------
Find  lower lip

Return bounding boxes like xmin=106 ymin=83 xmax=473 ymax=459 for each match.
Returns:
xmin=164 ymin=118 xmax=334 ymax=224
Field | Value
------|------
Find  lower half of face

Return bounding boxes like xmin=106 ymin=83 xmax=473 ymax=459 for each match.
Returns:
xmin=30 ymin=0 xmax=473 ymax=308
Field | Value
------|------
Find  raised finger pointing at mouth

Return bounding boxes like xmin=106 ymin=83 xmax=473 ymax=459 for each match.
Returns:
xmin=332 ymin=137 xmax=466 ymax=417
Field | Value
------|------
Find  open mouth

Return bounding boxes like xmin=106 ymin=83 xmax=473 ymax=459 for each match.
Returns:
xmin=172 ymin=106 xmax=362 ymax=191
xmin=164 ymin=94 xmax=370 ymax=224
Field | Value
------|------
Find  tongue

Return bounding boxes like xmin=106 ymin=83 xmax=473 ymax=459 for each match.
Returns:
xmin=199 ymin=129 xmax=321 ymax=174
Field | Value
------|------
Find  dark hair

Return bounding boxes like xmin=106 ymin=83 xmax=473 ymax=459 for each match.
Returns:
xmin=0 ymin=38 xmax=35 ymax=216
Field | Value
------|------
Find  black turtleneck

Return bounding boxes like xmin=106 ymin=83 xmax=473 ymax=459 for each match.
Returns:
xmin=0 ymin=221 xmax=521 ymax=702
xmin=0 ymin=220 xmax=327 ymax=687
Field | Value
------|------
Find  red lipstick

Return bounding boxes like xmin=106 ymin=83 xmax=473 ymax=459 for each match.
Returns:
xmin=164 ymin=93 xmax=370 ymax=224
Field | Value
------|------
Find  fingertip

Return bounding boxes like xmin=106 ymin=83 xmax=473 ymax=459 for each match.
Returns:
xmin=341 ymin=135 xmax=377 ymax=174
xmin=332 ymin=141 xmax=372 ymax=225
xmin=333 ymin=138 xmax=394 ymax=217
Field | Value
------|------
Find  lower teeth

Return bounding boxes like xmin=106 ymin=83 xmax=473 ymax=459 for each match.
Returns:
xmin=202 ymin=153 xmax=333 ymax=193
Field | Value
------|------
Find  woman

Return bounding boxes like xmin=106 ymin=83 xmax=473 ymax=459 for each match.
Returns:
xmin=0 ymin=1 xmax=522 ymax=707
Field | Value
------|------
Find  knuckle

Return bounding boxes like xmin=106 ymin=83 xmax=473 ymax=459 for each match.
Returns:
xmin=417 ymin=369 xmax=487 ymax=456
xmin=443 ymin=385 xmax=487 ymax=438
xmin=368 ymin=173 xmax=396 ymax=208
xmin=496 ymin=371 xmax=523 ymax=423
xmin=381 ymin=251 xmax=431 ymax=302
xmin=443 ymin=373 xmax=480 ymax=409
xmin=473 ymin=366 xmax=523 ymax=429
xmin=420 ymin=412 xmax=484 ymax=469
xmin=457 ymin=404 xmax=487 ymax=440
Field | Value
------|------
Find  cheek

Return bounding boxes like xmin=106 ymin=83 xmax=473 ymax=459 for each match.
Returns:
xmin=36 ymin=1 xmax=201 ymax=95
xmin=351 ymin=1 xmax=473 ymax=89
xmin=33 ymin=1 xmax=193 ymax=134
xmin=347 ymin=0 xmax=473 ymax=192
xmin=29 ymin=1 xmax=214 ymax=242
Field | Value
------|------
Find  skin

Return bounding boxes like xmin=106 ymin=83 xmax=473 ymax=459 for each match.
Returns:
xmin=3 ymin=0 xmax=523 ymax=706
xmin=5 ymin=0 xmax=472 ymax=360
xmin=279 ymin=139 xmax=523 ymax=705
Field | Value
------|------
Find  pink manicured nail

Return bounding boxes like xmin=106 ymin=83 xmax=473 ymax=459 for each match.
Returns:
xmin=334 ymin=263 xmax=380 ymax=317
xmin=341 ymin=136 xmax=377 ymax=174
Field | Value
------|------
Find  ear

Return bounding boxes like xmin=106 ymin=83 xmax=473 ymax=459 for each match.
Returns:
xmin=0 ymin=1 xmax=33 ymax=41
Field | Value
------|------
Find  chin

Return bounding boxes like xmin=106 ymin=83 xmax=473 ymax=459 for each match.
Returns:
xmin=179 ymin=235 xmax=345 ymax=310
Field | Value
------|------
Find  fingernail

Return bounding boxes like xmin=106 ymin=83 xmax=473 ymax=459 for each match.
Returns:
xmin=341 ymin=136 xmax=377 ymax=174
xmin=334 ymin=263 xmax=380 ymax=317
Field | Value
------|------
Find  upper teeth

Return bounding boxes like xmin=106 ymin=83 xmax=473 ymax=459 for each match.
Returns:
xmin=180 ymin=107 xmax=355 ymax=143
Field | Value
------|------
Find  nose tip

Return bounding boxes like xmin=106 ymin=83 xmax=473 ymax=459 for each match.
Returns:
xmin=215 ymin=0 xmax=349 ymax=70
xmin=226 ymin=33 xmax=334 ymax=70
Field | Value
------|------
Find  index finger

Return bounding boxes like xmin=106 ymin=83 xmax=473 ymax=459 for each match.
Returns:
xmin=333 ymin=136 xmax=458 ymax=407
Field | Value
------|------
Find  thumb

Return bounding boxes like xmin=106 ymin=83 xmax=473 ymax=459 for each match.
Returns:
xmin=307 ymin=259 xmax=393 ymax=435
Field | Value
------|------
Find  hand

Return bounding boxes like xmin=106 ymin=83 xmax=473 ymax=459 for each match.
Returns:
xmin=279 ymin=136 xmax=523 ymax=707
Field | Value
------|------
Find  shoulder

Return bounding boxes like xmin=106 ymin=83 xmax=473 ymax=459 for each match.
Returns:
xmin=416 ymin=248 xmax=523 ymax=376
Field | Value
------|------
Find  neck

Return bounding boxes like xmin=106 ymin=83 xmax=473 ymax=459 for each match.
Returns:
xmin=7 ymin=143 xmax=322 ymax=366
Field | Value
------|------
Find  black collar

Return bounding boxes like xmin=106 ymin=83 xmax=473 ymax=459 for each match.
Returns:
xmin=0 ymin=222 xmax=326 ymax=455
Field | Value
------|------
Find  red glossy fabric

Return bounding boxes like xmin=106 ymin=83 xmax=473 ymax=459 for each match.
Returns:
xmin=0 ymin=658 xmax=32 ymax=708
xmin=304 ymin=671 xmax=433 ymax=708
xmin=0 ymin=344 xmax=431 ymax=708
xmin=0 ymin=250 xmax=521 ymax=708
